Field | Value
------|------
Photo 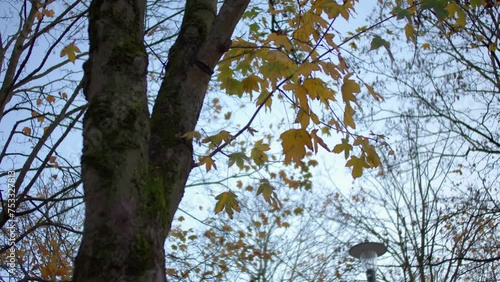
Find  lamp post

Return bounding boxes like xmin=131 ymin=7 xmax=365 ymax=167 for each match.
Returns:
xmin=349 ymin=241 xmax=387 ymax=282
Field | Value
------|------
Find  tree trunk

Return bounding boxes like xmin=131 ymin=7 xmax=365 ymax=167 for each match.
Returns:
xmin=73 ymin=0 xmax=248 ymax=281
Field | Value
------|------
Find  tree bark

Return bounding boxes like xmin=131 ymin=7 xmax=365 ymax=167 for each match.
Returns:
xmin=73 ymin=0 xmax=249 ymax=281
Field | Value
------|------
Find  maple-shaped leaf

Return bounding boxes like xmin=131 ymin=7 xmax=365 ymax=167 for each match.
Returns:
xmin=214 ymin=191 xmax=241 ymax=219
xmin=268 ymin=32 xmax=292 ymax=51
xmin=202 ymin=130 xmax=232 ymax=148
xmin=220 ymin=75 xmax=243 ymax=96
xmin=369 ymin=35 xmax=390 ymax=51
xmin=280 ymin=129 xmax=313 ymax=165
xmin=294 ymin=108 xmax=310 ymax=129
xmin=364 ymin=82 xmax=384 ymax=101
xmin=311 ymin=129 xmax=330 ymax=153
xmin=343 ymin=104 xmax=356 ymax=129
xmin=333 ymin=138 xmax=352 ymax=159
xmin=283 ymin=83 xmax=308 ymax=109
xmin=255 ymin=91 xmax=272 ymax=109
xmin=251 ymin=139 xmax=270 ymax=166
xmin=60 ymin=43 xmax=81 ymax=63
xmin=257 ymin=181 xmax=274 ymax=203
xmin=199 ymin=156 xmax=217 ymax=172
xmin=446 ymin=2 xmax=466 ymax=27
xmin=241 ymin=74 xmax=260 ymax=95
xmin=345 ymin=155 xmax=370 ymax=178
xmin=404 ymin=23 xmax=416 ymax=42
xmin=297 ymin=62 xmax=321 ymax=77
xmin=228 ymin=152 xmax=249 ymax=169
xmin=353 ymin=136 xmax=381 ymax=167
xmin=341 ymin=74 xmax=360 ymax=103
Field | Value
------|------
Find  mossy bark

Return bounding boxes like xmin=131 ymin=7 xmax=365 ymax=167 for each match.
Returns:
xmin=74 ymin=0 xmax=249 ymax=281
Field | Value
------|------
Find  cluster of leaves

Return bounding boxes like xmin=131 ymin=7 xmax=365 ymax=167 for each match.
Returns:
xmin=183 ymin=0 xmax=393 ymax=217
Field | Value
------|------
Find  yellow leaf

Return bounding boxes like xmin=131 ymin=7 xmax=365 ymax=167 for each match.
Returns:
xmin=283 ymin=83 xmax=308 ymax=109
xmin=60 ymin=92 xmax=68 ymax=99
xmin=345 ymin=155 xmax=370 ymax=178
xmin=405 ymin=23 xmax=416 ymax=42
xmin=198 ymin=156 xmax=217 ymax=171
xmin=310 ymin=129 xmax=330 ymax=153
xmin=446 ymin=2 xmax=466 ymax=27
xmin=214 ymin=191 xmax=241 ymax=219
xmin=22 ymin=127 xmax=32 ymax=136
xmin=181 ymin=130 xmax=201 ymax=140
xmin=241 ymin=74 xmax=260 ymax=94
xmin=256 ymin=91 xmax=272 ymax=109
xmin=364 ymin=82 xmax=384 ymax=101
xmin=341 ymin=75 xmax=360 ymax=103
xmin=37 ymin=115 xmax=44 ymax=123
xmin=333 ymin=138 xmax=352 ymax=159
xmin=37 ymin=98 xmax=43 ymax=105
xmin=228 ymin=152 xmax=249 ymax=169
xmin=280 ymin=129 xmax=313 ymax=165
xmin=343 ymin=104 xmax=356 ymax=129
xmin=354 ymin=137 xmax=380 ymax=168
xmin=251 ymin=139 xmax=270 ymax=166
xmin=294 ymin=108 xmax=310 ymax=129
xmin=268 ymin=33 xmax=292 ymax=51
xmin=46 ymin=95 xmax=56 ymax=103
xmin=297 ymin=63 xmax=321 ymax=77
xmin=60 ymin=43 xmax=81 ymax=63
xmin=257 ymin=181 xmax=274 ymax=203
xmin=202 ymin=130 xmax=232 ymax=148
xmin=32 ymin=111 xmax=38 ymax=117
xmin=422 ymin=43 xmax=430 ymax=50
xmin=319 ymin=62 xmax=341 ymax=80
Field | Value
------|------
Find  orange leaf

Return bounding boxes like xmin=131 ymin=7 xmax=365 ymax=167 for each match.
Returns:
xmin=46 ymin=95 xmax=56 ymax=103
xmin=166 ymin=269 xmax=176 ymax=275
xmin=22 ymin=127 xmax=32 ymax=136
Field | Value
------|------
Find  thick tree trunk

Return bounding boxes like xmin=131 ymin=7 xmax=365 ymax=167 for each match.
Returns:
xmin=74 ymin=0 xmax=249 ymax=281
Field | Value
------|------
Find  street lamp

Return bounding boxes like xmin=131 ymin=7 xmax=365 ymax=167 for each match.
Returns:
xmin=349 ymin=241 xmax=387 ymax=282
